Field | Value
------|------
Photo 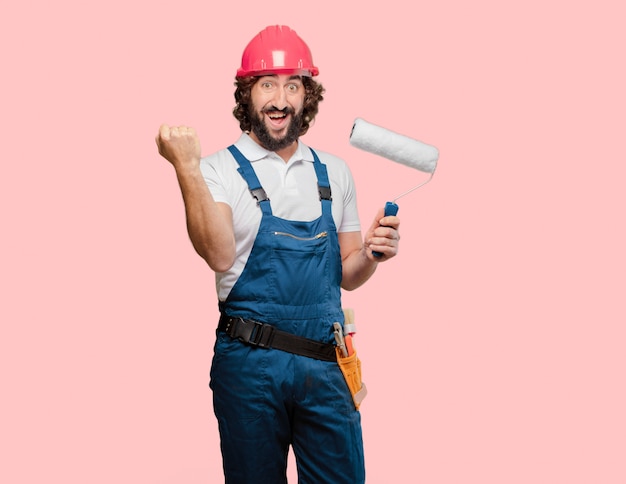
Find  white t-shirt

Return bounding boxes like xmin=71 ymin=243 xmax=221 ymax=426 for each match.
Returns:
xmin=201 ymin=133 xmax=362 ymax=300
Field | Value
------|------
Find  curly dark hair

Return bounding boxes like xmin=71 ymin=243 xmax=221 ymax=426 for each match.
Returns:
xmin=232 ymin=76 xmax=325 ymax=136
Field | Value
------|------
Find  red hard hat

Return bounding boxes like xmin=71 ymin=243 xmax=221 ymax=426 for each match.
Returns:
xmin=237 ymin=25 xmax=319 ymax=77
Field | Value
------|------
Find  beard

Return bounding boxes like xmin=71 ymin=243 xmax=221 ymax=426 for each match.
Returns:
xmin=249 ymin=107 xmax=303 ymax=152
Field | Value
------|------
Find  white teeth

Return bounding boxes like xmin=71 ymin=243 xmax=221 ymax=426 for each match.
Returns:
xmin=268 ymin=113 xmax=286 ymax=119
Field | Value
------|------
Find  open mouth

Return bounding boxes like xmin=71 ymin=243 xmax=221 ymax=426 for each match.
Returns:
xmin=263 ymin=108 xmax=291 ymax=128
xmin=267 ymin=111 xmax=287 ymax=120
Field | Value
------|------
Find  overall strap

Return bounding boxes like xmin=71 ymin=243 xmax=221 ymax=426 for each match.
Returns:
xmin=311 ymin=148 xmax=333 ymax=215
xmin=227 ymin=145 xmax=272 ymax=216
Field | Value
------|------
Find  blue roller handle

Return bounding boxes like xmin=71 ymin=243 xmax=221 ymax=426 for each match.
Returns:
xmin=372 ymin=201 xmax=399 ymax=258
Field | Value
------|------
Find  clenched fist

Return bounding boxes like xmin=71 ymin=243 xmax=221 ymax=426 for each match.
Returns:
xmin=155 ymin=124 xmax=202 ymax=170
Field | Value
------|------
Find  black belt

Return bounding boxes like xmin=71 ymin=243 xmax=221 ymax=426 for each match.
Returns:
xmin=218 ymin=314 xmax=337 ymax=362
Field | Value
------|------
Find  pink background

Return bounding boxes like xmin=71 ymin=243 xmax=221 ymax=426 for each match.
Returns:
xmin=2 ymin=0 xmax=625 ymax=482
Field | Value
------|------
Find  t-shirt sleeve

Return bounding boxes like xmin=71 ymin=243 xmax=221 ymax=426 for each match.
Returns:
xmin=337 ymin=161 xmax=361 ymax=233
xmin=200 ymin=155 xmax=230 ymax=205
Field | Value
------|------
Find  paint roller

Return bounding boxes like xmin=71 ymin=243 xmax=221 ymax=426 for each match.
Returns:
xmin=349 ymin=118 xmax=439 ymax=257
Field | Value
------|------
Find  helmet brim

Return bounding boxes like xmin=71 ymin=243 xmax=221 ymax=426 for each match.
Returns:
xmin=236 ymin=67 xmax=319 ymax=77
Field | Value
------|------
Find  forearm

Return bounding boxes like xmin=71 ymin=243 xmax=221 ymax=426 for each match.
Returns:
xmin=341 ymin=246 xmax=378 ymax=291
xmin=338 ymin=211 xmax=400 ymax=290
xmin=175 ymin=166 xmax=235 ymax=272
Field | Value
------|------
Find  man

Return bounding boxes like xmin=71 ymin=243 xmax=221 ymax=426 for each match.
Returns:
xmin=156 ymin=25 xmax=400 ymax=483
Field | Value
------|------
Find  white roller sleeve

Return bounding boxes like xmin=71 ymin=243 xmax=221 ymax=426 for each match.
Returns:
xmin=349 ymin=118 xmax=438 ymax=174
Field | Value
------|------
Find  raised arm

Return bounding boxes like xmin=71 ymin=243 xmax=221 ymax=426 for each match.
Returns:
xmin=155 ymin=124 xmax=235 ymax=272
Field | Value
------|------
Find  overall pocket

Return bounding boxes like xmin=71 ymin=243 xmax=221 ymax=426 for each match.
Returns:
xmin=269 ymin=231 xmax=330 ymax=307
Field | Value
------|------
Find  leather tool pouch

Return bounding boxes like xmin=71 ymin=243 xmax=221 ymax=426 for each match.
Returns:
xmin=336 ymin=348 xmax=367 ymax=410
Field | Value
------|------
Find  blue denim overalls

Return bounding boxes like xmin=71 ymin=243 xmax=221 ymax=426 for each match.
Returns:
xmin=209 ymin=145 xmax=365 ymax=483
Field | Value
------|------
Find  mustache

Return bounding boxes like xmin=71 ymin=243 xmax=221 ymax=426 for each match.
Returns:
xmin=262 ymin=106 xmax=295 ymax=115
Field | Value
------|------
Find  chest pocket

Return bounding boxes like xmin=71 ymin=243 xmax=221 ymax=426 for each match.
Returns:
xmin=268 ymin=229 xmax=331 ymax=307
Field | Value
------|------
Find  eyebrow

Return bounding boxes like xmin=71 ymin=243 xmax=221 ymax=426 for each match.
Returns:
xmin=260 ymin=75 xmax=302 ymax=81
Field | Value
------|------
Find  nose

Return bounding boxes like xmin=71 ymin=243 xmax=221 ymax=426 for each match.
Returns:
xmin=270 ymin=86 xmax=288 ymax=110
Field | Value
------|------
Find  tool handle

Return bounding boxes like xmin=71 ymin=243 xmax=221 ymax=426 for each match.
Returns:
xmin=384 ymin=201 xmax=399 ymax=216
xmin=372 ymin=202 xmax=399 ymax=258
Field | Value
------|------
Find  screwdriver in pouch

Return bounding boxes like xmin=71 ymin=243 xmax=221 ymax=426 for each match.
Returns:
xmin=333 ymin=322 xmax=348 ymax=357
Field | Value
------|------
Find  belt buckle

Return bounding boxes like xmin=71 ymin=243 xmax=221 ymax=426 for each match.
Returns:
xmin=237 ymin=318 xmax=275 ymax=349
xmin=250 ymin=322 xmax=275 ymax=348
